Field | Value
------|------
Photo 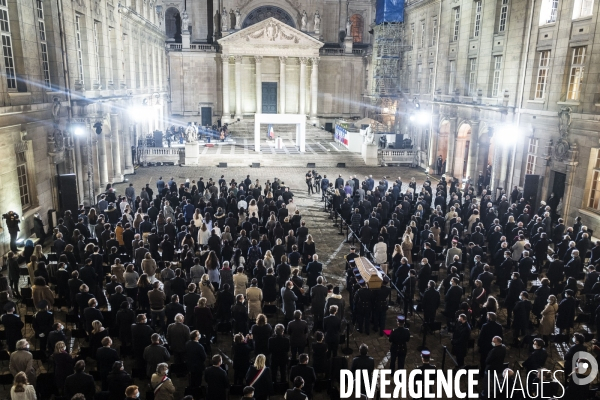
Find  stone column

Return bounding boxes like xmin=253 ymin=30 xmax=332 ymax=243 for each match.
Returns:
xmin=466 ymin=121 xmax=479 ymax=182
xmin=310 ymin=57 xmax=319 ymax=124
xmin=255 ymin=56 xmax=262 ymax=114
xmin=221 ymin=54 xmax=231 ymax=123
xmin=428 ymin=111 xmax=440 ymax=174
xmin=445 ymin=117 xmax=457 ymax=177
xmin=279 ymin=56 xmax=287 ymax=113
xmin=123 ymin=122 xmax=134 ymax=174
xmin=110 ymin=113 xmax=123 ymax=182
xmin=234 ymin=55 xmax=243 ymax=120
xmin=74 ymin=135 xmax=85 ymax=204
xmin=98 ymin=124 xmax=109 ymax=188
xmin=299 ymin=57 xmax=307 ymax=115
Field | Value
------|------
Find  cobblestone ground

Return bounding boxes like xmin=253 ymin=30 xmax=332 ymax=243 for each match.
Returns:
xmin=6 ymin=163 xmax=566 ymax=399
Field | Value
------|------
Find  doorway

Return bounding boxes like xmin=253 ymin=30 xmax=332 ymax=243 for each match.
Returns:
xmin=262 ymin=82 xmax=277 ymax=114
xmin=201 ymin=107 xmax=212 ymax=127
xmin=552 ymin=171 xmax=566 ymax=200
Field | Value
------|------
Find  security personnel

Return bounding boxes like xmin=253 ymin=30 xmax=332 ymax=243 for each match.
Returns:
xmin=345 ymin=247 xmax=360 ymax=270
xmin=373 ymin=278 xmax=392 ymax=336
xmin=413 ymin=350 xmax=437 ymax=398
xmin=389 ymin=315 xmax=410 ymax=372
xmin=354 ymin=281 xmax=373 ymax=335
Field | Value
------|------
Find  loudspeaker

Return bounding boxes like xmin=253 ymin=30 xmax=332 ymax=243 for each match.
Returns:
xmin=58 ymin=174 xmax=78 ymax=216
xmin=307 ymin=163 xmax=316 ymax=168
xmin=337 ymin=163 xmax=346 ymax=168
xmin=218 ymin=162 xmax=227 ymax=168
xmin=523 ymin=175 xmax=542 ymax=208
xmin=252 ymin=162 xmax=260 ymax=168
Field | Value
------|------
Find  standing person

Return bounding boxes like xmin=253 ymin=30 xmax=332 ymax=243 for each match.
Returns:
xmin=185 ymin=330 xmax=207 ymax=388
xmin=323 ymin=305 xmax=342 ymax=358
xmin=9 ymin=340 xmax=36 ymax=386
xmin=289 ymin=354 xmax=316 ymax=399
xmin=305 ymin=171 xmax=314 ymax=195
xmin=451 ymin=314 xmax=472 ymax=369
xmin=10 ymin=371 xmax=36 ymax=400
xmin=389 ymin=315 xmax=410 ymax=372
xmin=269 ymin=324 xmax=290 ymax=383
xmin=151 ymin=363 xmax=176 ymax=400
xmin=2 ymin=302 xmax=23 ymax=352
xmin=287 ymin=310 xmax=309 ymax=360
xmin=245 ymin=354 xmax=273 ymax=400
xmin=204 ymin=355 xmax=230 ymax=400
xmin=3 ymin=211 xmax=21 ymax=252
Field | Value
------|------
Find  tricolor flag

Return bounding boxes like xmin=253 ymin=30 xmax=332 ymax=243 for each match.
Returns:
xmin=267 ymin=124 xmax=275 ymax=140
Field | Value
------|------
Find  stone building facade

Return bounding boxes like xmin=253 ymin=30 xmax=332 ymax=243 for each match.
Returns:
xmin=164 ymin=0 xmax=372 ymax=126
xmin=398 ymin=0 xmax=600 ymax=232
xmin=0 ymin=0 xmax=168 ymax=254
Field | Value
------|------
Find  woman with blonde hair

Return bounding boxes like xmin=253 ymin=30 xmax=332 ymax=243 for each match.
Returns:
xmin=233 ymin=266 xmax=249 ymax=297
xmin=539 ymin=295 xmax=558 ymax=345
xmin=245 ymin=354 xmax=272 ymax=400
xmin=246 ymin=278 xmax=263 ymax=320
xmin=193 ymin=297 xmax=214 ymax=337
xmin=248 ymin=199 xmax=259 ymax=217
xmin=221 ymin=225 xmax=233 ymax=243
xmin=10 ymin=371 xmax=36 ymax=400
xmin=32 ymin=245 xmax=46 ymax=263
xmin=193 ymin=208 xmax=204 ymax=228
xmin=163 ymin=200 xmax=175 ymax=221
xmin=26 ymin=255 xmax=37 ymax=283
xmin=401 ymin=232 xmax=413 ymax=264
xmin=52 ymin=341 xmax=74 ymax=394
xmin=89 ymin=320 xmax=109 ymax=357
xmin=200 ymin=274 xmax=216 ymax=307
xmin=151 ymin=363 xmax=176 ymax=400
xmin=133 ymin=212 xmax=143 ymax=233
xmin=88 ymin=208 xmax=98 ymax=237
xmin=197 ymin=222 xmax=210 ymax=245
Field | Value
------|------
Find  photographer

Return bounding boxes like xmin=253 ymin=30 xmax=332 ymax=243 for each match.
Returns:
xmin=305 ymin=170 xmax=314 ymax=195
xmin=3 ymin=211 xmax=20 ymax=252
xmin=313 ymin=171 xmax=321 ymax=194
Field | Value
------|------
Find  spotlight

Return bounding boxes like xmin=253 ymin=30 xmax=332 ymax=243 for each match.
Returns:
xmin=74 ymin=127 xmax=85 ymax=136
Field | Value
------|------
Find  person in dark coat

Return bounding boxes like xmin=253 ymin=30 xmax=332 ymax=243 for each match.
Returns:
xmin=485 ymin=336 xmax=507 ymax=375
xmin=245 ymin=354 xmax=273 ymax=400
xmin=512 ymin=291 xmax=532 ymax=344
xmin=269 ymin=323 xmax=291 ymax=383
xmin=505 ymin=272 xmax=525 ymax=328
xmin=205 ymin=355 xmax=230 ymax=400
xmin=533 ymin=278 xmax=552 ymax=318
xmin=107 ymin=361 xmax=133 ymax=400
xmin=185 ymin=330 xmax=207 ymax=388
xmin=350 ymin=344 xmax=375 ymax=396
xmin=564 ymin=333 xmax=587 ymax=377
xmin=64 ymin=360 xmax=96 ymax=400
xmin=546 ymin=254 xmax=565 ymax=292
xmin=422 ymin=281 xmax=440 ymax=325
xmin=289 ymin=353 xmax=316 ymax=399
xmin=1 ymin=302 xmax=23 ymax=351
xmin=323 ymin=305 xmax=342 ymax=358
xmin=451 ymin=314 xmax=471 ymax=368
xmin=131 ymin=314 xmax=153 ymax=370
xmin=51 ymin=340 xmax=74 ymax=394
xmin=478 ymin=312 xmax=503 ymax=371
xmin=305 ymin=255 xmax=323 ymax=290
xmin=96 ymin=337 xmax=120 ymax=390
xmin=444 ymin=278 xmax=463 ymax=327
xmin=233 ymin=333 xmax=254 ymax=385
xmin=389 ymin=315 xmax=410 ymax=372
xmin=556 ymin=289 xmax=577 ymax=334
xmin=523 ymin=338 xmax=548 ymax=371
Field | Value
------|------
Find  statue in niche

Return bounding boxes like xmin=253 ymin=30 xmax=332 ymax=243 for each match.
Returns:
xmin=301 ymin=10 xmax=308 ymax=31
xmin=314 ymin=11 xmax=321 ymax=34
xmin=222 ymin=6 xmax=229 ymax=31
xmin=185 ymin=122 xmax=198 ymax=143
xmin=234 ymin=9 xmax=241 ymax=30
xmin=52 ymin=97 xmax=61 ymax=123
xmin=346 ymin=16 xmax=352 ymax=35
xmin=213 ymin=10 xmax=220 ymax=33
xmin=181 ymin=10 xmax=189 ymax=33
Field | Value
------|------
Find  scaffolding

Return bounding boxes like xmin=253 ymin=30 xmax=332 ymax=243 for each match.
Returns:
xmin=370 ymin=22 xmax=410 ymax=132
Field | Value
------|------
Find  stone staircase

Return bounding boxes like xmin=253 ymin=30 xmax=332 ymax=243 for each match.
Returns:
xmin=226 ymin=118 xmax=333 ymax=141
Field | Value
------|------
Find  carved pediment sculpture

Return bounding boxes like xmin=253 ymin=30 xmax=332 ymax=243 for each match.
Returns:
xmin=555 ymin=107 xmax=572 ymax=162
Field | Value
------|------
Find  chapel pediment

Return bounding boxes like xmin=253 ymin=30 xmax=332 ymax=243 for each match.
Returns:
xmin=218 ymin=17 xmax=323 ymax=56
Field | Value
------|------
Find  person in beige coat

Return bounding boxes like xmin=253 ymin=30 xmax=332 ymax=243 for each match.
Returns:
xmin=401 ymin=233 xmax=413 ymax=265
xmin=9 ymin=340 xmax=36 ymax=386
xmin=246 ymin=279 xmax=263 ymax=320
xmin=142 ymin=253 xmax=158 ymax=283
xmin=199 ymin=274 xmax=216 ymax=307
xmin=538 ymin=295 xmax=558 ymax=342
xmin=151 ymin=362 xmax=175 ymax=400
xmin=233 ymin=267 xmax=248 ymax=297
xmin=32 ymin=277 xmax=54 ymax=308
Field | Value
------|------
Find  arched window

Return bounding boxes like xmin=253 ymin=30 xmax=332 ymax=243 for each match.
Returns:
xmin=242 ymin=6 xmax=296 ymax=29
xmin=350 ymin=14 xmax=363 ymax=43
xmin=164 ymin=7 xmax=181 ymax=42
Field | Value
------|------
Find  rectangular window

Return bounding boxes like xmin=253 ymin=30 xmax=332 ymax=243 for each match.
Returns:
xmin=526 ymin=138 xmax=539 ymax=175
xmin=473 ymin=1 xmax=482 ymax=37
xmin=567 ymin=46 xmax=586 ymax=101
xmin=499 ymin=0 xmax=509 ymax=32
xmin=535 ymin=50 xmax=550 ymax=99
xmin=16 ymin=151 xmax=30 ymax=208
xmin=93 ymin=22 xmax=101 ymax=86
xmin=432 ymin=18 xmax=437 ymax=46
xmin=411 ymin=24 xmax=415 ymax=46
xmin=0 ymin=0 xmax=15 ymax=89
xmin=37 ymin=0 xmax=50 ymax=88
xmin=468 ymin=58 xmax=477 ymax=95
xmin=540 ymin=0 xmax=558 ymax=25
xmin=492 ymin=55 xmax=502 ymax=97
xmin=107 ymin=28 xmax=114 ymax=84
xmin=428 ymin=67 xmax=433 ymax=93
xmin=75 ymin=15 xmax=84 ymax=83
xmin=448 ymin=60 xmax=456 ymax=94
xmin=417 ymin=80 xmax=421 ymax=93
xmin=420 ymin=22 xmax=425 ymax=48
xmin=573 ymin=0 xmax=593 ymax=19
xmin=589 ymin=152 xmax=600 ymax=210
xmin=453 ymin=8 xmax=460 ymax=41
